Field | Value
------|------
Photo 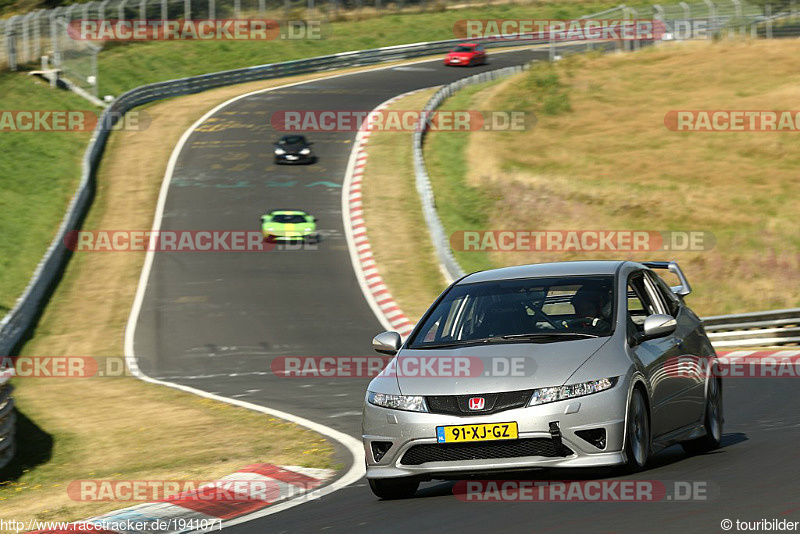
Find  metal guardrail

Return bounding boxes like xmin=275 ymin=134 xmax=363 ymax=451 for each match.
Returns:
xmin=703 ymin=308 xmax=800 ymax=348
xmin=412 ymin=66 xmax=529 ymax=284
xmin=0 ymin=375 xmax=15 ymax=470
xmin=0 ymin=34 xmax=546 ymax=359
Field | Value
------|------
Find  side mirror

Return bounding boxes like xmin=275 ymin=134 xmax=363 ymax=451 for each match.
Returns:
xmin=261 ymin=216 xmax=267 ymax=222
xmin=372 ymin=331 xmax=402 ymax=356
xmin=312 ymin=216 xmax=318 ymax=223
xmin=635 ymin=314 xmax=677 ymax=344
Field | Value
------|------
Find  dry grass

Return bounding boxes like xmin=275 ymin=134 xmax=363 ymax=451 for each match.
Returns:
xmin=361 ymin=89 xmax=449 ymax=322
xmin=451 ymin=39 xmax=800 ymax=315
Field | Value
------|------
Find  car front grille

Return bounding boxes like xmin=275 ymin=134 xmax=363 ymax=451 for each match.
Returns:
xmin=400 ymin=439 xmax=572 ymax=466
xmin=425 ymin=390 xmax=533 ymax=416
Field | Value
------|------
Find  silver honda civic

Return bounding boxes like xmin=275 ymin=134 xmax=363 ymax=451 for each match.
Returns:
xmin=362 ymin=260 xmax=723 ymax=499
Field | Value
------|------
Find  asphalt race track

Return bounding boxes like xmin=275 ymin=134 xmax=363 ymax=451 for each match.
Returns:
xmin=131 ymin=48 xmax=800 ymax=533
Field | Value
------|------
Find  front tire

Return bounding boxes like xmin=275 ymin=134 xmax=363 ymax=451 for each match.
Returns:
xmin=622 ymin=387 xmax=650 ymax=473
xmin=682 ymin=377 xmax=723 ymax=454
xmin=369 ymin=478 xmax=419 ymax=500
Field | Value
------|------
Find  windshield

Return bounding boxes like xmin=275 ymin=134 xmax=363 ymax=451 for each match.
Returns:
xmin=278 ymin=136 xmax=305 ymax=145
xmin=271 ymin=214 xmax=308 ymax=224
xmin=408 ymin=276 xmax=615 ymax=348
xmin=452 ymin=46 xmax=475 ymax=53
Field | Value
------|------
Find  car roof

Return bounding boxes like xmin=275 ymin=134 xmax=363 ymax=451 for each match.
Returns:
xmin=268 ymin=209 xmax=308 ymax=216
xmin=458 ymin=261 xmax=627 ymax=285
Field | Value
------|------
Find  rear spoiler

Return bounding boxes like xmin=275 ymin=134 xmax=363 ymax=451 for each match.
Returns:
xmin=641 ymin=261 xmax=692 ymax=297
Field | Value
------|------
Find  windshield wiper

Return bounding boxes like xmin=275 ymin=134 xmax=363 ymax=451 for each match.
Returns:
xmin=497 ymin=332 xmax=600 ymax=340
xmin=416 ymin=332 xmax=600 ymax=348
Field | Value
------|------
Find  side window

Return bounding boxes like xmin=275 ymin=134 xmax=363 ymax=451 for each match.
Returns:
xmin=627 ymin=272 xmax=664 ymax=329
xmin=650 ymin=273 xmax=681 ymax=317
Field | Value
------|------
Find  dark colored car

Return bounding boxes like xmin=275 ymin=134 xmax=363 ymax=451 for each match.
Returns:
xmin=274 ymin=135 xmax=315 ymax=164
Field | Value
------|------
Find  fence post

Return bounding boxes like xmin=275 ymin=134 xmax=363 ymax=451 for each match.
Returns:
xmin=22 ymin=12 xmax=31 ymax=65
xmin=118 ymin=0 xmax=130 ymax=21
xmin=49 ymin=8 xmax=61 ymax=67
xmin=258 ymin=0 xmax=265 ymax=16
xmin=32 ymin=11 xmax=43 ymax=61
xmin=209 ymin=0 xmax=215 ymax=20
xmin=653 ymin=4 xmax=664 ymax=44
xmin=234 ymin=0 xmax=241 ymax=18
xmin=703 ymin=0 xmax=715 ymax=39
xmin=765 ymin=2 xmax=772 ymax=39
xmin=6 ymin=17 xmax=17 ymax=71
xmin=140 ymin=0 xmax=147 ymax=20
xmin=162 ymin=0 xmax=168 ymax=20
xmin=185 ymin=0 xmax=191 ymax=20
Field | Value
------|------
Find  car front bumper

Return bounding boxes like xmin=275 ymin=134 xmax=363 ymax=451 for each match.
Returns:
xmin=362 ymin=383 xmax=628 ymax=480
xmin=275 ymin=153 xmax=314 ymax=164
xmin=263 ymin=232 xmax=318 ymax=242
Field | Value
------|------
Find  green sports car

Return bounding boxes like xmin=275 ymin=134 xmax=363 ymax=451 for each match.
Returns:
xmin=261 ymin=209 xmax=319 ymax=243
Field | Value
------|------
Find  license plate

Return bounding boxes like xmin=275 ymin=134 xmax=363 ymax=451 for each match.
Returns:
xmin=436 ymin=422 xmax=518 ymax=443
xmin=286 ymin=155 xmax=298 ymax=160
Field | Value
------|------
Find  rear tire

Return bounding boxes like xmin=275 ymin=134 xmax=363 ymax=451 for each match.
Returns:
xmin=682 ymin=377 xmax=723 ymax=454
xmin=622 ymin=387 xmax=650 ymax=473
xmin=369 ymin=478 xmax=419 ymax=500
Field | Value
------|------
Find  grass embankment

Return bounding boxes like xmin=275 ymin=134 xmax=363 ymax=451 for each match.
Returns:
xmin=421 ymin=39 xmax=800 ymax=315
xmin=86 ymin=1 xmax=618 ymax=96
xmin=0 ymin=76 xmax=92 ymax=316
xmin=360 ymin=89 xmax=449 ymax=322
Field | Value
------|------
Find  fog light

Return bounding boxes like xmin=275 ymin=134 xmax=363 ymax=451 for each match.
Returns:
xmin=371 ymin=441 xmax=393 ymax=462
xmin=576 ymin=428 xmax=607 ymax=450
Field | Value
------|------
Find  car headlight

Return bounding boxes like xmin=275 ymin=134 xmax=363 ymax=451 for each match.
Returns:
xmin=368 ymin=391 xmax=428 ymax=413
xmin=528 ymin=377 xmax=618 ymax=406
xmin=274 ymin=148 xmax=286 ymax=155
xmin=300 ymin=148 xmax=311 ymax=155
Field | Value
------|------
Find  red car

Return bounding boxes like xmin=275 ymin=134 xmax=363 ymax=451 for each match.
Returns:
xmin=443 ymin=43 xmax=487 ymax=67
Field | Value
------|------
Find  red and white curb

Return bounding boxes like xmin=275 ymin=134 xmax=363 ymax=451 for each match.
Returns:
xmin=343 ymin=88 xmax=433 ymax=339
xmin=30 ymin=464 xmax=333 ymax=533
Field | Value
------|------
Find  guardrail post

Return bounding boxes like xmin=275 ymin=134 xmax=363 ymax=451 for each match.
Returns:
xmin=703 ymin=0 xmax=715 ymax=39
